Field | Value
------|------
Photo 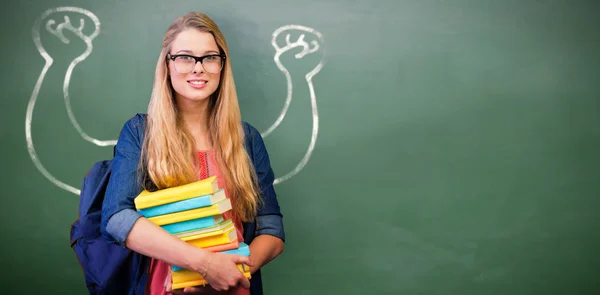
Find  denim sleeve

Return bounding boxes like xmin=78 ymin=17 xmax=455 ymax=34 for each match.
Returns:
xmin=101 ymin=115 xmax=146 ymax=245
xmin=105 ymin=209 xmax=142 ymax=244
xmin=246 ymin=123 xmax=285 ymax=242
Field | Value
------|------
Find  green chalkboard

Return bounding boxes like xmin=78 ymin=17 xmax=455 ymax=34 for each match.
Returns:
xmin=1 ymin=0 xmax=599 ymax=294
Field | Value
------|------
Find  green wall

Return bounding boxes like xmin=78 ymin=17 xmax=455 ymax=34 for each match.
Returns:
xmin=1 ymin=0 xmax=598 ymax=294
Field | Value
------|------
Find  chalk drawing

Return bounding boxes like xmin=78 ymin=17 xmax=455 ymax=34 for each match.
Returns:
xmin=27 ymin=8 xmax=324 ymax=194
xmin=27 ymin=7 xmax=105 ymax=195
xmin=266 ymin=25 xmax=325 ymax=185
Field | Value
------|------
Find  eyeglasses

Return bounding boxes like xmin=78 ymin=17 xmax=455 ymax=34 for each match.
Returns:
xmin=167 ymin=53 xmax=226 ymax=74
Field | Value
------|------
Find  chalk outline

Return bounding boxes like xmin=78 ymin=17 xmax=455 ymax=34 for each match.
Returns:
xmin=267 ymin=25 xmax=325 ymax=185
xmin=27 ymin=8 xmax=325 ymax=194
xmin=27 ymin=7 xmax=103 ymax=195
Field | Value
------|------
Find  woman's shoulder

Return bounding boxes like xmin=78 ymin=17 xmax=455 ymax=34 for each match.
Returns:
xmin=241 ymin=121 xmax=256 ymax=135
xmin=241 ymin=121 xmax=264 ymax=141
xmin=116 ymin=113 xmax=147 ymax=143
xmin=123 ymin=113 xmax=148 ymax=129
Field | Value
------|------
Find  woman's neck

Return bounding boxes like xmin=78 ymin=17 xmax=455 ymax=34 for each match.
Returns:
xmin=175 ymin=95 xmax=212 ymax=150
xmin=177 ymin=97 xmax=209 ymax=131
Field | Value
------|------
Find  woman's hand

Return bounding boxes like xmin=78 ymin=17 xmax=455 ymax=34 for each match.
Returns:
xmin=166 ymin=252 xmax=253 ymax=293
xmin=203 ymin=252 xmax=253 ymax=291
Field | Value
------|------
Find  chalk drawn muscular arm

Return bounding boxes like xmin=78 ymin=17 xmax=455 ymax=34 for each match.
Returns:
xmin=265 ymin=25 xmax=325 ymax=184
xmin=26 ymin=7 xmax=105 ymax=195
xmin=38 ymin=8 xmax=113 ymax=146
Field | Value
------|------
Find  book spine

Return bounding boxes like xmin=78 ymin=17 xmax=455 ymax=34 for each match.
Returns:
xmin=138 ymin=195 xmax=212 ymax=217
xmin=148 ymin=199 xmax=231 ymax=226
xmin=172 ymin=243 xmax=249 ymax=271
xmin=161 ymin=216 xmax=218 ymax=234
xmin=171 ymin=271 xmax=251 ymax=290
xmin=134 ymin=177 xmax=217 ymax=209
xmin=171 ymin=265 xmax=249 ymax=284
xmin=186 ymin=229 xmax=236 ymax=247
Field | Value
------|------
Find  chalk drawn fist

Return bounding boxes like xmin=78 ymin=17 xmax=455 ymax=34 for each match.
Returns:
xmin=272 ymin=25 xmax=325 ymax=79
xmin=34 ymin=7 xmax=100 ymax=62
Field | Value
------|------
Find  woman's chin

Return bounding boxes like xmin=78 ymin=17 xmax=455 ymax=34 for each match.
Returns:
xmin=175 ymin=93 xmax=212 ymax=105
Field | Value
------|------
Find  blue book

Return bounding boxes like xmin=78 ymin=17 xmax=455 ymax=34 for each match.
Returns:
xmin=138 ymin=189 xmax=226 ymax=217
xmin=162 ymin=215 xmax=227 ymax=234
xmin=172 ymin=243 xmax=250 ymax=271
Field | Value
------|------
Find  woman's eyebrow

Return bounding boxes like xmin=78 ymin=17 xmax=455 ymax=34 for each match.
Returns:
xmin=175 ymin=49 xmax=194 ymax=54
xmin=173 ymin=49 xmax=219 ymax=55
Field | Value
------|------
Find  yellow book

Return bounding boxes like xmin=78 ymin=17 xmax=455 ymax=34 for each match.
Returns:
xmin=185 ymin=223 xmax=238 ymax=248
xmin=171 ymin=264 xmax=249 ymax=284
xmin=171 ymin=265 xmax=251 ymax=290
xmin=134 ymin=176 xmax=218 ymax=210
xmin=175 ymin=219 xmax=233 ymax=239
xmin=148 ymin=198 xmax=232 ymax=226
xmin=171 ymin=271 xmax=251 ymax=290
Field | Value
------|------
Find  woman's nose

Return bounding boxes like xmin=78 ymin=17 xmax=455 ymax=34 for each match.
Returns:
xmin=192 ymin=61 xmax=204 ymax=74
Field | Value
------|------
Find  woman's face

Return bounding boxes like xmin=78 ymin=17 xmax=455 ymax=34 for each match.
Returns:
xmin=168 ymin=28 xmax=223 ymax=104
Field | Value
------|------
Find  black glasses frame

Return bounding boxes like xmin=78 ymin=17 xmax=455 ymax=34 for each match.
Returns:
xmin=166 ymin=53 xmax=226 ymax=73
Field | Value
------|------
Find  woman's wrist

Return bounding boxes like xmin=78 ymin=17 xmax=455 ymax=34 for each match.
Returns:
xmin=186 ymin=247 xmax=212 ymax=275
xmin=200 ymin=253 xmax=212 ymax=279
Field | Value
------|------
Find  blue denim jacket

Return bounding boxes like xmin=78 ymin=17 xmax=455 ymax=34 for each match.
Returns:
xmin=100 ymin=113 xmax=285 ymax=295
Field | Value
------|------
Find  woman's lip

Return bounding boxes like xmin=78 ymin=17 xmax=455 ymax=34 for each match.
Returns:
xmin=188 ymin=80 xmax=207 ymax=89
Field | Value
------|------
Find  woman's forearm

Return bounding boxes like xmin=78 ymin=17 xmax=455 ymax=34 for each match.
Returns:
xmin=125 ymin=217 xmax=209 ymax=272
xmin=120 ymin=214 xmax=284 ymax=275
xmin=248 ymin=235 xmax=284 ymax=274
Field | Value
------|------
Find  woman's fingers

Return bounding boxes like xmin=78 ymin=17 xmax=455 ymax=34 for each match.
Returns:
xmin=230 ymin=254 xmax=253 ymax=267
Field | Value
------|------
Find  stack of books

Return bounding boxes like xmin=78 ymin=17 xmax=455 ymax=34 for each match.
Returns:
xmin=133 ymin=176 xmax=251 ymax=290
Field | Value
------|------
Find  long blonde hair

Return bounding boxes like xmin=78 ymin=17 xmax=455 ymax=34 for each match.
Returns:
xmin=140 ymin=12 xmax=259 ymax=222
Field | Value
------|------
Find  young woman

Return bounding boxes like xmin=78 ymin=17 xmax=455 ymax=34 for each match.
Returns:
xmin=100 ymin=12 xmax=285 ymax=295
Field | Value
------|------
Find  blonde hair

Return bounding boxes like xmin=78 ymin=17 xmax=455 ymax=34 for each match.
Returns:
xmin=140 ymin=12 xmax=259 ymax=222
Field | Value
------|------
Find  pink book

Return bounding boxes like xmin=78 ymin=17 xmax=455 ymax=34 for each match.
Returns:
xmin=203 ymin=239 xmax=239 ymax=252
